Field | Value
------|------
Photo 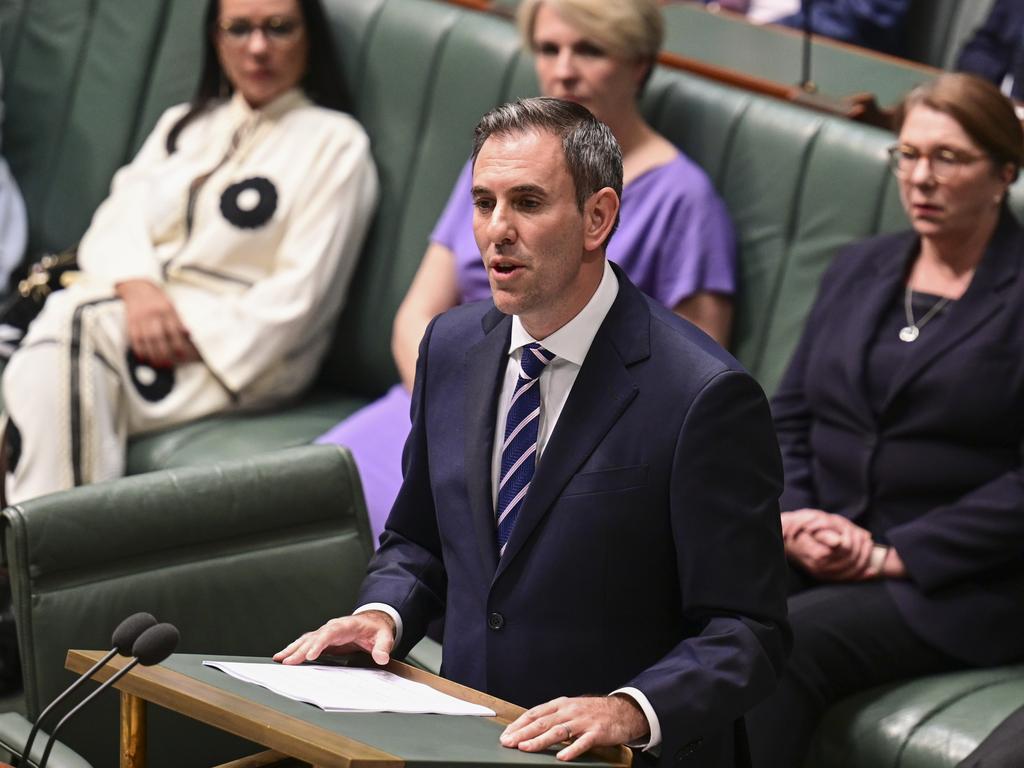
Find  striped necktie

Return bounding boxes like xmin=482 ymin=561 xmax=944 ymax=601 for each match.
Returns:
xmin=496 ymin=343 xmax=554 ymax=555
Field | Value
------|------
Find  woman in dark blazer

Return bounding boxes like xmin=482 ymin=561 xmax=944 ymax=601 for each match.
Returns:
xmin=747 ymin=73 xmax=1024 ymax=767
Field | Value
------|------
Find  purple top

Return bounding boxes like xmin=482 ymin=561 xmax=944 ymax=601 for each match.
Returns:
xmin=430 ymin=154 xmax=736 ymax=308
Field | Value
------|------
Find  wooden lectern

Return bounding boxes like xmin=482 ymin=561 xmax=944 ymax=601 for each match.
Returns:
xmin=66 ymin=651 xmax=631 ymax=768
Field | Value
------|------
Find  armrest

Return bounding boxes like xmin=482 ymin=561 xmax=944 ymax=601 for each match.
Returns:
xmin=0 ymin=712 xmax=93 ymax=768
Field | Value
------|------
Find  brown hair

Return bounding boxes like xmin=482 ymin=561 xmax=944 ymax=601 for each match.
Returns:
xmin=895 ymin=73 xmax=1024 ymax=178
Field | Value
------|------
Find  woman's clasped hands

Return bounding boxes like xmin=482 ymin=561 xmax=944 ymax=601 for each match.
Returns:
xmin=781 ymin=509 xmax=906 ymax=581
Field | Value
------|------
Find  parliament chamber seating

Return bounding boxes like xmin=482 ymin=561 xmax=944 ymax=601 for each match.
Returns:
xmin=2 ymin=446 xmax=373 ymax=768
xmin=1 ymin=0 xmax=1022 ymax=765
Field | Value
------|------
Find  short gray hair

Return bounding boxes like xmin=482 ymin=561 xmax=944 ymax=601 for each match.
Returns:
xmin=472 ymin=97 xmax=623 ymax=224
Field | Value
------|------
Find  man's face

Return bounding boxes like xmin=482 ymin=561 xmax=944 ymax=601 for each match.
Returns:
xmin=471 ymin=130 xmax=602 ymax=339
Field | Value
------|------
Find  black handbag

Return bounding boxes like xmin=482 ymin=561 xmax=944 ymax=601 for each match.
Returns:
xmin=0 ymin=247 xmax=79 ymax=359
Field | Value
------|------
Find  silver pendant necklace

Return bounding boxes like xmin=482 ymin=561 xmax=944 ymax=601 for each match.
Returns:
xmin=899 ymin=285 xmax=950 ymax=342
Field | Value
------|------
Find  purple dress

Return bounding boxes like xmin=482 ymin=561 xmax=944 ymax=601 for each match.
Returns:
xmin=318 ymin=153 xmax=736 ymax=541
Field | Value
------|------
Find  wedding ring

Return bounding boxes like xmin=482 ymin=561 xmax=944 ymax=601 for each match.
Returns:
xmin=559 ymin=723 xmax=572 ymax=741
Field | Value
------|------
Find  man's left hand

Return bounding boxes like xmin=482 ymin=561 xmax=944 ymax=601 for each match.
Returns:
xmin=500 ymin=695 xmax=648 ymax=762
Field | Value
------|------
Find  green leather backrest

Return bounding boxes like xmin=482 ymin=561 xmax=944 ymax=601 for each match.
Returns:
xmin=0 ymin=0 xmax=203 ymax=257
xmin=323 ymin=0 xmax=534 ymax=395
xmin=2 ymin=445 xmax=373 ymax=768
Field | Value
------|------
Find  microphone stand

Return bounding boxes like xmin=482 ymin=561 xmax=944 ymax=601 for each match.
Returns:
xmin=800 ymin=0 xmax=816 ymax=93
xmin=36 ymin=660 xmax=143 ymax=768
xmin=11 ymin=648 xmax=120 ymax=768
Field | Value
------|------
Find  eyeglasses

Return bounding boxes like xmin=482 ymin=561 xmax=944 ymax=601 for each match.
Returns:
xmin=216 ymin=16 xmax=303 ymax=47
xmin=887 ymin=144 xmax=987 ymax=183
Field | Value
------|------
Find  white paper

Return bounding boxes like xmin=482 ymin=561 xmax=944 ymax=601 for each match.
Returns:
xmin=203 ymin=661 xmax=496 ymax=716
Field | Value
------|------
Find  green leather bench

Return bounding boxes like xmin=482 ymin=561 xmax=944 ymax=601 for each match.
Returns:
xmin=2 ymin=0 xmax=1023 ymax=766
xmin=2 ymin=445 xmax=373 ymax=768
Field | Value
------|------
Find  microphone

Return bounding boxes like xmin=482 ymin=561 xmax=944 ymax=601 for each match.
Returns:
xmin=13 ymin=612 xmax=157 ymax=768
xmin=37 ymin=623 xmax=179 ymax=768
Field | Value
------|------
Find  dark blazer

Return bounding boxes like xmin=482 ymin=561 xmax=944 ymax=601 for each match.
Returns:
xmin=776 ymin=0 xmax=911 ymax=56
xmin=956 ymin=0 xmax=1024 ymax=100
xmin=772 ymin=212 xmax=1024 ymax=666
xmin=360 ymin=265 xmax=790 ymax=767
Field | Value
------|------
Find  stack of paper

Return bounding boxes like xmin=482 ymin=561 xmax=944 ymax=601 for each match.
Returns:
xmin=203 ymin=661 xmax=496 ymax=716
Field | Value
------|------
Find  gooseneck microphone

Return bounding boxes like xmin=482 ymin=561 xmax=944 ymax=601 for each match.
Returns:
xmin=37 ymin=622 xmax=180 ymax=768
xmin=13 ymin=612 xmax=157 ymax=768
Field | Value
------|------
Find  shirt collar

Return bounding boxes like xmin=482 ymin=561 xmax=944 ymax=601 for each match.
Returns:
xmin=228 ymin=87 xmax=308 ymax=123
xmin=509 ymin=259 xmax=619 ymax=366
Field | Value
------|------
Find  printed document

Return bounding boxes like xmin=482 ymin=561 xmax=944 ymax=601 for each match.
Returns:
xmin=203 ymin=660 xmax=496 ymax=716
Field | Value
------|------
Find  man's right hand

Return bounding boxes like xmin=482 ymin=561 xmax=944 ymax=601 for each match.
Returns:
xmin=116 ymin=279 xmax=199 ymax=367
xmin=272 ymin=611 xmax=397 ymax=666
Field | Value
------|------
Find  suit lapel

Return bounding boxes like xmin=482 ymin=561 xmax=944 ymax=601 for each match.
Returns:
xmin=494 ymin=270 xmax=645 ymax=580
xmin=881 ymin=213 xmax=1021 ymax=412
xmin=464 ymin=308 xmax=511 ymax=578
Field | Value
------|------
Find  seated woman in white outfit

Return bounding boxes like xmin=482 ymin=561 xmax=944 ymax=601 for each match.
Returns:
xmin=0 ymin=0 xmax=379 ymax=504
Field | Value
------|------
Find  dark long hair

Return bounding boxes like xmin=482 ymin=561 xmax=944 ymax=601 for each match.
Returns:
xmin=165 ymin=0 xmax=351 ymax=153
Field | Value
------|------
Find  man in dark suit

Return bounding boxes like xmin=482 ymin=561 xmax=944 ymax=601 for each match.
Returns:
xmin=276 ymin=98 xmax=789 ymax=766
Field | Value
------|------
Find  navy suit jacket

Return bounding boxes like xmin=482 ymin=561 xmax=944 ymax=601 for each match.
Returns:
xmin=776 ymin=0 xmax=910 ymax=56
xmin=772 ymin=212 xmax=1024 ymax=666
xmin=701 ymin=0 xmax=910 ymax=55
xmin=956 ymin=0 xmax=1024 ymax=100
xmin=359 ymin=266 xmax=790 ymax=767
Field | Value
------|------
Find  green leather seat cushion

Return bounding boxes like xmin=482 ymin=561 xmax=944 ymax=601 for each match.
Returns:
xmin=0 ymin=712 xmax=94 ymax=768
xmin=808 ymin=666 xmax=1024 ymax=767
xmin=125 ymin=391 xmax=370 ymax=473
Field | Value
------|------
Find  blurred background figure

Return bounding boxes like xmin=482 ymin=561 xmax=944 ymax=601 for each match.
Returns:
xmin=0 ymin=0 xmax=378 ymax=505
xmin=707 ymin=0 xmax=911 ymax=56
xmin=746 ymin=72 xmax=1024 ymax=767
xmin=318 ymin=0 xmax=737 ymax=542
xmin=956 ymin=0 xmax=1024 ymax=101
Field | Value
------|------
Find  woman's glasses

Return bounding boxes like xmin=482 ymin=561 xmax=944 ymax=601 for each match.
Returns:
xmin=887 ymin=144 xmax=987 ymax=183
xmin=217 ymin=16 xmax=304 ymax=47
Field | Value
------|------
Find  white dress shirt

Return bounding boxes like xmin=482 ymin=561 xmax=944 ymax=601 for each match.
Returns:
xmin=490 ymin=258 xmax=618 ymax=501
xmin=361 ymin=260 xmax=662 ymax=750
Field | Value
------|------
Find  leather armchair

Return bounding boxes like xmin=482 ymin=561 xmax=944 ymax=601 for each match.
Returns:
xmin=1 ymin=445 xmax=372 ymax=768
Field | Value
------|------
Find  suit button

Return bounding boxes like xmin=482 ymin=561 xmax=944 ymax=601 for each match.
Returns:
xmin=488 ymin=612 xmax=505 ymax=630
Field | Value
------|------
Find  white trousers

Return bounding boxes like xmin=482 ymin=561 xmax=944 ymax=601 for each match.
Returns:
xmin=2 ymin=286 xmax=233 ymax=504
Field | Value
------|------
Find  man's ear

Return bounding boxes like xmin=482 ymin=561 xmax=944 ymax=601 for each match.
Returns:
xmin=582 ymin=187 xmax=619 ymax=252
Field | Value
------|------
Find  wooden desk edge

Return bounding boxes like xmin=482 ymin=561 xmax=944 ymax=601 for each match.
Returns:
xmin=66 ymin=651 xmax=631 ymax=767
xmin=67 ymin=650 xmax=401 ymax=768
